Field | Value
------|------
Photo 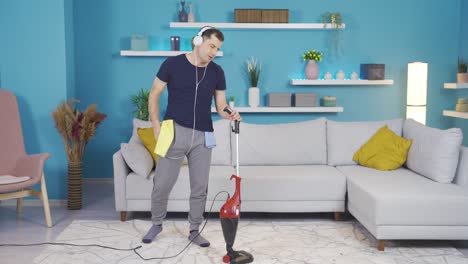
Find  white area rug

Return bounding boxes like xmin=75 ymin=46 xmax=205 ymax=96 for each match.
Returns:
xmin=33 ymin=219 xmax=468 ymax=264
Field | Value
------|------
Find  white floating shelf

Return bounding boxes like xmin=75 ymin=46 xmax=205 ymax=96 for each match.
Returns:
xmin=290 ymin=79 xmax=394 ymax=86
xmin=443 ymin=83 xmax=468 ymax=89
xmin=443 ymin=110 xmax=468 ymax=119
xmin=120 ymin=50 xmax=223 ymax=57
xmin=170 ymin=22 xmax=345 ymax=29
xmin=211 ymin=106 xmax=343 ymax=113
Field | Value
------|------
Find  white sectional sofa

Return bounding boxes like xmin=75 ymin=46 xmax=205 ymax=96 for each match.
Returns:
xmin=113 ymin=117 xmax=468 ymax=250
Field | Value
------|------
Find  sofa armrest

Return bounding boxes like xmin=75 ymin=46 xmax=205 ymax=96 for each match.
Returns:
xmin=454 ymin=146 xmax=468 ymax=186
xmin=113 ymin=149 xmax=130 ymax=211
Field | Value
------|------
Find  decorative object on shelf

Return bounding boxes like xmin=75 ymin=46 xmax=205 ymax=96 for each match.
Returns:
xmin=131 ymin=35 xmax=149 ymax=51
xmin=324 ymin=72 xmax=332 ymax=80
xmin=170 ymin=36 xmax=180 ymax=51
xmin=295 ymin=93 xmax=317 ymax=107
xmin=321 ymin=12 xmax=343 ymax=28
xmin=234 ymin=9 xmax=288 ymax=23
xmin=458 ymin=57 xmax=468 ymax=83
xmin=268 ymin=93 xmax=292 ymax=107
xmin=131 ymin=88 xmax=150 ymax=121
xmin=456 ymin=98 xmax=468 ymax=112
xmin=52 ymin=100 xmax=107 ymax=210
xmin=351 ymin=71 xmax=359 ymax=80
xmin=321 ymin=12 xmax=343 ymax=54
xmin=178 ymin=0 xmax=188 ymax=22
xmin=229 ymin=96 xmax=235 ymax=108
xmin=188 ymin=3 xmax=195 ymax=23
xmin=246 ymin=57 xmax=261 ymax=107
xmin=407 ymin=62 xmax=428 ymax=125
xmin=336 ymin=70 xmax=346 ymax=80
xmin=360 ymin=64 xmax=385 ymax=80
xmin=303 ymin=49 xmax=322 ymax=80
xmin=321 ymin=96 xmax=337 ymax=107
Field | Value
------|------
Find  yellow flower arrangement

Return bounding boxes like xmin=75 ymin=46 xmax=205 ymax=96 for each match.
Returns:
xmin=302 ymin=50 xmax=323 ymax=62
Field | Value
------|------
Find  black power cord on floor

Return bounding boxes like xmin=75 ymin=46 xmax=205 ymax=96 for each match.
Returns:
xmin=0 ymin=190 xmax=230 ymax=261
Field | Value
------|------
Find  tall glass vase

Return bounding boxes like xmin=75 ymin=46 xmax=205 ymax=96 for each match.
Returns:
xmin=68 ymin=161 xmax=82 ymax=210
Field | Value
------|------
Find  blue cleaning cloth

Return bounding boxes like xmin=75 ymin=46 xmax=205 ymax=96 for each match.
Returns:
xmin=204 ymin=132 xmax=216 ymax=149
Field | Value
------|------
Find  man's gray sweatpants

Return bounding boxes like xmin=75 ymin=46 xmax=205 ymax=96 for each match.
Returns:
xmin=151 ymin=122 xmax=212 ymax=231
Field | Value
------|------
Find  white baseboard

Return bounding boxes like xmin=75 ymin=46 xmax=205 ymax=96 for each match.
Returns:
xmin=0 ymin=178 xmax=113 ymax=207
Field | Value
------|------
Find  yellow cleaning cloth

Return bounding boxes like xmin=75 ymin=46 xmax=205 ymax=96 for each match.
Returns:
xmin=155 ymin=119 xmax=174 ymax=158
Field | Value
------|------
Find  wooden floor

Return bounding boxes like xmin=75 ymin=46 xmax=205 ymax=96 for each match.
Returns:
xmin=1 ymin=180 xmax=468 ymax=263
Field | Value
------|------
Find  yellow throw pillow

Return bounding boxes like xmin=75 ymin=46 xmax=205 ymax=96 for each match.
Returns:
xmin=353 ymin=125 xmax=412 ymax=171
xmin=137 ymin=127 xmax=158 ymax=162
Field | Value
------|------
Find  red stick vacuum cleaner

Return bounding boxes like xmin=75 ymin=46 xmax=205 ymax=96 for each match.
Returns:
xmin=220 ymin=107 xmax=254 ymax=264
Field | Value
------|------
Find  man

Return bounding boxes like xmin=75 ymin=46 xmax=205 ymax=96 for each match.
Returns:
xmin=142 ymin=26 xmax=241 ymax=247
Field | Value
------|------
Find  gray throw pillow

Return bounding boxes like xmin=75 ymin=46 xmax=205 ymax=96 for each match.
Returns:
xmin=120 ymin=143 xmax=154 ymax=177
xmin=403 ymin=119 xmax=463 ymax=183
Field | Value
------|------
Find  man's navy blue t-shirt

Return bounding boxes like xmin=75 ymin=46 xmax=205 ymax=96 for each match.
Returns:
xmin=157 ymin=54 xmax=226 ymax=132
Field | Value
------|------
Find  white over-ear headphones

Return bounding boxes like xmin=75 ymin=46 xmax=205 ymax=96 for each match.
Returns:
xmin=193 ymin=26 xmax=213 ymax=46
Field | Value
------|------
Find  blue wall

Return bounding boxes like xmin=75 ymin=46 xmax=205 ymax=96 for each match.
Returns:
xmin=455 ymin=0 xmax=468 ymax=145
xmin=1 ymin=0 xmax=466 ymax=199
xmin=0 ymin=0 xmax=72 ymax=198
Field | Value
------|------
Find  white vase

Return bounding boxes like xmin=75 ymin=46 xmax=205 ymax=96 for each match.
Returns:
xmin=336 ymin=70 xmax=346 ymax=80
xmin=188 ymin=4 xmax=195 ymax=22
xmin=248 ymin=87 xmax=260 ymax=107
xmin=229 ymin=101 xmax=235 ymax=108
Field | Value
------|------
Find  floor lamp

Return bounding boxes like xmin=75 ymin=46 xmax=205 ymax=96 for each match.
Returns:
xmin=407 ymin=62 xmax=428 ymax=125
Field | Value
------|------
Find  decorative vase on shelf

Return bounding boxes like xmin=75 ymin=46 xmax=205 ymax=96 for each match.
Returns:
xmin=336 ymin=70 xmax=346 ymax=80
xmin=324 ymin=72 xmax=332 ymax=80
xmin=305 ymin=60 xmax=319 ymax=80
xmin=188 ymin=3 xmax=195 ymax=22
xmin=248 ymin=87 xmax=260 ymax=107
xmin=178 ymin=1 xmax=188 ymax=22
xmin=458 ymin=73 xmax=468 ymax=83
xmin=229 ymin=101 xmax=235 ymax=108
xmin=351 ymin=71 xmax=359 ymax=80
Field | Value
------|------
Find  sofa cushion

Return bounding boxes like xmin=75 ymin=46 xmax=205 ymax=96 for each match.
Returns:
xmin=211 ymin=119 xmax=232 ymax=165
xmin=353 ymin=125 xmax=412 ymax=171
xmin=120 ymin=143 xmax=154 ymax=177
xmin=340 ymin=165 xmax=468 ymax=226
xmin=327 ymin=119 xmax=403 ymax=166
xmin=454 ymin=147 xmax=468 ymax=186
xmin=403 ymin=119 xmax=463 ymax=183
xmin=126 ymin=165 xmax=235 ymax=200
xmin=137 ymin=127 xmax=158 ymax=161
xmin=233 ymin=118 xmax=327 ymax=165
xmin=239 ymin=165 xmax=346 ymax=201
xmin=129 ymin=118 xmax=152 ymax=145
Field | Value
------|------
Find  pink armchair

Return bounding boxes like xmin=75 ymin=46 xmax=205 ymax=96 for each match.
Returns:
xmin=0 ymin=89 xmax=52 ymax=227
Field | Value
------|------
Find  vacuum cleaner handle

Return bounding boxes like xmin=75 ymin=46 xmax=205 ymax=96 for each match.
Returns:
xmin=223 ymin=106 xmax=240 ymax=134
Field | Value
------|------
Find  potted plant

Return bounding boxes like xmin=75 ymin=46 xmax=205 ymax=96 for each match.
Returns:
xmin=321 ymin=12 xmax=344 ymax=54
xmin=246 ymin=57 xmax=261 ymax=107
xmin=322 ymin=12 xmax=343 ymax=28
xmin=52 ymin=100 xmax=107 ymax=209
xmin=131 ymin=88 xmax=150 ymax=121
xmin=303 ymin=49 xmax=323 ymax=80
xmin=458 ymin=57 xmax=468 ymax=83
xmin=229 ymin=96 xmax=235 ymax=108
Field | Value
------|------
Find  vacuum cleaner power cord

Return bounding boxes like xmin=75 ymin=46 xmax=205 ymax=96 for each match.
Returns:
xmin=0 ymin=190 xmax=230 ymax=261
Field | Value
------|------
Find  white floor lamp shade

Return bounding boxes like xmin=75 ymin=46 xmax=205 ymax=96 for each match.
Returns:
xmin=407 ymin=62 xmax=428 ymax=125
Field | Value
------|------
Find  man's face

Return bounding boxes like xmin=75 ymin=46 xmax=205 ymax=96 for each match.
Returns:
xmin=197 ymin=35 xmax=222 ymax=64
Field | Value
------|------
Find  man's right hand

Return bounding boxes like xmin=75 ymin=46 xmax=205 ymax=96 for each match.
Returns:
xmin=152 ymin=121 xmax=161 ymax=140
